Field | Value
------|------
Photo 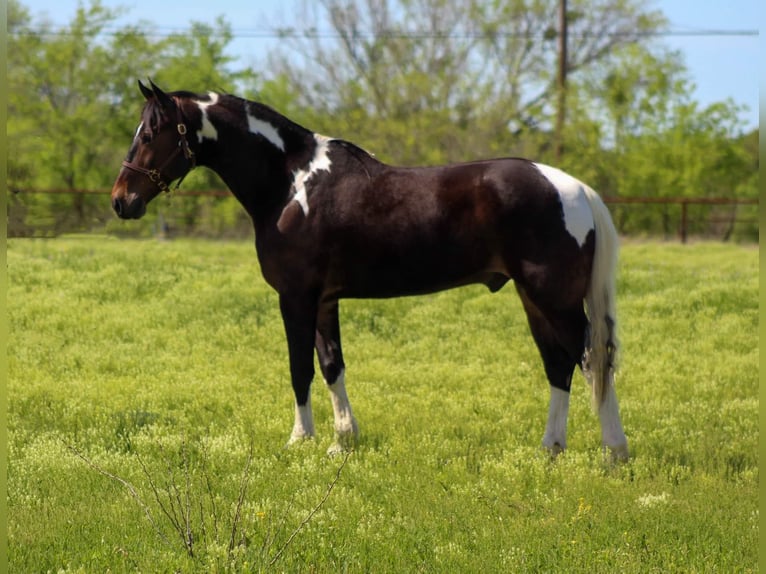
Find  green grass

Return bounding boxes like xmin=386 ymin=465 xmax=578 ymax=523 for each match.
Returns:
xmin=7 ymin=237 xmax=758 ymax=573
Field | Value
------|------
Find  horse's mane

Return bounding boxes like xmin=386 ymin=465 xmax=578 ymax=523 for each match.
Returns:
xmin=141 ymin=90 xmax=210 ymax=131
xmin=140 ymin=89 xmax=379 ymax=176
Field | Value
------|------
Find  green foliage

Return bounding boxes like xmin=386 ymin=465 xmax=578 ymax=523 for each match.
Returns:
xmin=272 ymin=0 xmax=669 ymax=166
xmin=9 ymin=1 xmax=147 ymax=190
xmin=569 ymin=44 xmax=754 ymax=202
xmin=7 ymin=238 xmax=758 ymax=572
xmin=7 ymin=0 xmax=759 ymax=240
xmin=8 ymin=0 xmax=257 ymax=235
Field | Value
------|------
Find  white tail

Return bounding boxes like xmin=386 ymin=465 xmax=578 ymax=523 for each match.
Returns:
xmin=581 ymin=186 xmax=619 ymax=410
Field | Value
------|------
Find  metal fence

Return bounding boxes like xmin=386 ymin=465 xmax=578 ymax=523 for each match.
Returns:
xmin=8 ymin=188 xmax=759 ymax=242
xmin=603 ymin=197 xmax=759 ymax=243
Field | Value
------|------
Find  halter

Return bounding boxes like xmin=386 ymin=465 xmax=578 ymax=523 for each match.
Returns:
xmin=121 ymin=107 xmax=196 ymax=193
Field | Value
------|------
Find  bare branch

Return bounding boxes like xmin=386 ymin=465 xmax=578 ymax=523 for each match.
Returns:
xmin=64 ymin=441 xmax=172 ymax=548
xmin=200 ymin=440 xmax=220 ymax=541
xmin=269 ymin=450 xmax=352 ymax=566
xmin=228 ymin=437 xmax=255 ymax=558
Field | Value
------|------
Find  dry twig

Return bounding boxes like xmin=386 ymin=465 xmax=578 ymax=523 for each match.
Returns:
xmin=64 ymin=441 xmax=172 ymax=547
xmin=269 ymin=450 xmax=352 ymax=566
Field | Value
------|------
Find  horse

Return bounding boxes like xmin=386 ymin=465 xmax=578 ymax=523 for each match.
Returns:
xmin=111 ymin=80 xmax=628 ymax=460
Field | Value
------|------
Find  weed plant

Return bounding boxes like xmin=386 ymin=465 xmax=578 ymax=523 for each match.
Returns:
xmin=7 ymin=237 xmax=758 ymax=572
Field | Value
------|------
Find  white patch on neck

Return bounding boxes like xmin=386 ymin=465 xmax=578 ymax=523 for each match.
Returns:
xmin=194 ymin=92 xmax=219 ymax=142
xmin=292 ymin=134 xmax=333 ymax=215
xmin=246 ymin=106 xmax=285 ymax=151
xmin=533 ymin=162 xmax=594 ymax=247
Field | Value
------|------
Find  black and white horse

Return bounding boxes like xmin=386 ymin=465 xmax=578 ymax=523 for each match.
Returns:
xmin=112 ymin=81 xmax=628 ymax=460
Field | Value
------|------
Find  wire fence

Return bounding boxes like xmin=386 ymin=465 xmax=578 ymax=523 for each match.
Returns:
xmin=8 ymin=188 xmax=759 ymax=243
xmin=603 ymin=197 xmax=759 ymax=243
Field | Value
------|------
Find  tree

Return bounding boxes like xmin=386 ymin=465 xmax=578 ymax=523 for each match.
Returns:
xmin=267 ymin=0 xmax=667 ymax=165
xmin=562 ymin=43 xmax=755 ymax=236
xmin=9 ymin=1 xmax=149 ymax=190
xmin=8 ymin=0 xmax=258 ymax=235
xmin=8 ymin=0 xmax=757 ymax=239
xmin=264 ymin=0 xmax=756 ymax=240
xmin=8 ymin=0 xmax=164 ymax=232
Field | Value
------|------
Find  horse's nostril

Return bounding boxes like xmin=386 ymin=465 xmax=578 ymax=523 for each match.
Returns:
xmin=111 ymin=195 xmax=146 ymax=219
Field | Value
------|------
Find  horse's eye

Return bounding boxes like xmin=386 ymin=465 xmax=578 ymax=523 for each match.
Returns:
xmin=140 ymin=132 xmax=152 ymax=144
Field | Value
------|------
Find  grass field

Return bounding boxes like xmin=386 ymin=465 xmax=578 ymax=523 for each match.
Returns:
xmin=7 ymin=237 xmax=758 ymax=573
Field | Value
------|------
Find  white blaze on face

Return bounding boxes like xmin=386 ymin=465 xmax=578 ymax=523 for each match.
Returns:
xmin=246 ymin=109 xmax=285 ymax=151
xmin=533 ymin=162 xmax=594 ymax=247
xmin=133 ymin=121 xmax=144 ymax=141
xmin=292 ymin=134 xmax=333 ymax=215
xmin=194 ymin=92 xmax=220 ymax=142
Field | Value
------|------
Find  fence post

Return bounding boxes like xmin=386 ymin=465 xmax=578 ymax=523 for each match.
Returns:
xmin=680 ymin=200 xmax=688 ymax=243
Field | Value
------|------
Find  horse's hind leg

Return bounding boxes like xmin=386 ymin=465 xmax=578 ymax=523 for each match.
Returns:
xmin=516 ymin=286 xmax=587 ymax=456
xmin=315 ymin=298 xmax=358 ymax=454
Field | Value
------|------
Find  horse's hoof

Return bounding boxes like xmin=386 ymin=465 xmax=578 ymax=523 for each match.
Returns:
xmin=326 ymin=442 xmax=348 ymax=456
xmin=285 ymin=434 xmax=314 ymax=449
xmin=327 ymin=430 xmax=358 ymax=456
xmin=542 ymin=442 xmax=565 ymax=459
xmin=606 ymin=443 xmax=630 ymax=463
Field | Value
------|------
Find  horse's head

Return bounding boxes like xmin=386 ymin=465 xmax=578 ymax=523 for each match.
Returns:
xmin=111 ymin=80 xmax=196 ymax=219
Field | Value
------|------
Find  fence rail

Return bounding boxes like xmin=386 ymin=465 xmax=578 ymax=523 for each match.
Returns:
xmin=9 ymin=188 xmax=759 ymax=242
xmin=602 ymin=197 xmax=759 ymax=242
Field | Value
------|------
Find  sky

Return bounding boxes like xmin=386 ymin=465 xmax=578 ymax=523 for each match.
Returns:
xmin=20 ymin=0 xmax=762 ymax=131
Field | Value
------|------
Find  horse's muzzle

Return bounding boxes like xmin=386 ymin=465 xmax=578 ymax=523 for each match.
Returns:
xmin=112 ymin=194 xmax=146 ymax=219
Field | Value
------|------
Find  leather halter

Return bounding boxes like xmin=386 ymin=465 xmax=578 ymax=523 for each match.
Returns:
xmin=121 ymin=107 xmax=196 ymax=193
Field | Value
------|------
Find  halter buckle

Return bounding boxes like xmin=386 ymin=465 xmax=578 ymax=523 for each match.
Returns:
xmin=147 ymin=169 xmax=170 ymax=192
xmin=121 ymin=111 xmax=195 ymax=194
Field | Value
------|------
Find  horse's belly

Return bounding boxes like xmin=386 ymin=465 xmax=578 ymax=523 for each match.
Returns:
xmin=327 ymin=244 xmax=509 ymax=299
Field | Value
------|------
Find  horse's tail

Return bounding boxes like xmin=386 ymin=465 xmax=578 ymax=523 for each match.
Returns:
xmin=581 ymin=185 xmax=619 ymax=411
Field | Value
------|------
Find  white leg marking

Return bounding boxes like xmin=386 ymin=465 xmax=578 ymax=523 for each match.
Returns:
xmin=598 ymin=382 xmax=629 ymax=460
xmin=194 ymin=92 xmax=219 ymax=142
xmin=542 ymin=386 xmax=570 ymax=454
xmin=246 ymin=105 xmax=285 ymax=151
xmin=287 ymin=394 xmax=315 ymax=445
xmin=291 ymin=134 xmax=333 ymax=216
xmin=533 ymin=162 xmax=594 ymax=247
xmin=326 ymin=369 xmax=358 ymax=454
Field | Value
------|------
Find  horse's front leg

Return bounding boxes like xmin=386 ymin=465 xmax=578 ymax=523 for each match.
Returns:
xmin=280 ymin=293 xmax=318 ymax=446
xmin=316 ymin=298 xmax=358 ymax=454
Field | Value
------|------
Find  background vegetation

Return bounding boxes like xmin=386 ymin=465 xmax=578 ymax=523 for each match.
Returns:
xmin=7 ymin=0 xmax=758 ymax=240
xmin=7 ymin=2 xmax=759 ymax=570
xmin=7 ymin=237 xmax=758 ymax=572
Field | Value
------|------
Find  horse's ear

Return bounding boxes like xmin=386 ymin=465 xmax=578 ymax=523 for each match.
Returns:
xmin=149 ymin=80 xmax=175 ymax=111
xmin=138 ymin=79 xmax=153 ymax=100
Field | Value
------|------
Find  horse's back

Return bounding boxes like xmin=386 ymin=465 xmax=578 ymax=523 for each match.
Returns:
xmin=314 ymin=157 xmax=595 ymax=304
